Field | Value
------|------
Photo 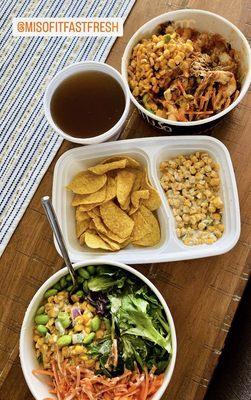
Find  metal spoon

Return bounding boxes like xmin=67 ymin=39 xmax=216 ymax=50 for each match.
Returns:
xmin=41 ymin=196 xmax=78 ymax=290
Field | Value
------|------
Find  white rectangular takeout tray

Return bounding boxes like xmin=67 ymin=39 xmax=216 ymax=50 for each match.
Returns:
xmin=52 ymin=136 xmax=240 ymax=264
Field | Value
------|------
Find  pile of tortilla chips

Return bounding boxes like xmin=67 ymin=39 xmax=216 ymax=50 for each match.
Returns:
xmin=67 ymin=155 xmax=162 ymax=251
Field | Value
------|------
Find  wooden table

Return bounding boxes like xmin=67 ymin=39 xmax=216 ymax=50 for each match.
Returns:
xmin=0 ymin=1 xmax=250 ymax=399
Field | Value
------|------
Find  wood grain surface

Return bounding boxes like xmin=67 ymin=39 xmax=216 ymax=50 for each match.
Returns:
xmin=0 ymin=1 xmax=250 ymax=399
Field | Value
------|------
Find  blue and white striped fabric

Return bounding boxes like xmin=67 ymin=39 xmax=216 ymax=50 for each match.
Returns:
xmin=0 ymin=0 xmax=135 ymax=256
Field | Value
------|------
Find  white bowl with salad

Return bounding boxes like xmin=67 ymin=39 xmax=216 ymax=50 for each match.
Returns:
xmin=20 ymin=260 xmax=177 ymax=400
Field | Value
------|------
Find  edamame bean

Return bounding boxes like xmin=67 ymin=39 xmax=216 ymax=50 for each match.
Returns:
xmin=58 ymin=312 xmax=71 ymax=328
xmin=57 ymin=335 xmax=72 ymax=347
xmin=91 ymin=315 xmax=101 ymax=332
xmin=76 ymin=290 xmax=84 ymax=298
xmin=83 ymin=332 xmax=95 ymax=344
xmin=36 ymin=306 xmax=45 ymax=315
xmin=97 ymin=265 xmax=115 ymax=275
xmin=83 ymin=280 xmax=89 ymax=293
xmin=53 ymin=282 xmax=61 ymax=290
xmin=78 ymin=268 xmax=90 ymax=279
xmin=66 ymin=274 xmax=72 ymax=282
xmin=87 ymin=265 xmax=95 ymax=275
xmin=35 ymin=314 xmax=49 ymax=325
xmin=66 ymin=285 xmax=73 ymax=292
xmin=37 ymin=325 xmax=48 ymax=336
xmin=60 ymin=276 xmax=67 ymax=289
xmin=104 ymin=318 xmax=111 ymax=332
xmin=77 ymin=276 xmax=84 ymax=285
xmin=44 ymin=289 xmax=58 ymax=299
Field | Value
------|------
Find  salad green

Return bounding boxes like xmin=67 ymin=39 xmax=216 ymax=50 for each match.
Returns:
xmin=83 ymin=265 xmax=172 ymax=376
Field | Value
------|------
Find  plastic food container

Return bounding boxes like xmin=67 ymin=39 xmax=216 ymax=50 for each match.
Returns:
xmin=20 ymin=260 xmax=177 ymax=400
xmin=52 ymin=136 xmax=240 ymax=264
xmin=121 ymin=9 xmax=251 ymax=134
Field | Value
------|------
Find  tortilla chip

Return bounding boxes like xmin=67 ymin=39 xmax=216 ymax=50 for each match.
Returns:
xmin=141 ymin=170 xmax=162 ymax=211
xmin=105 ymin=176 xmax=116 ymax=202
xmin=116 ymin=169 xmax=136 ymax=206
xmin=77 ymin=203 xmax=100 ymax=212
xmin=132 ymin=169 xmax=143 ymax=192
xmin=92 ymin=207 xmax=101 ymax=217
xmin=131 ymin=210 xmax=152 ymax=241
xmin=118 ymin=238 xmax=131 ymax=249
xmin=79 ymin=233 xmax=85 ymax=246
xmin=143 ymin=189 xmax=162 ymax=211
xmin=103 ymin=229 xmax=129 ymax=244
xmin=131 ymin=190 xmax=150 ymax=208
xmin=72 ymin=184 xmax=106 ymax=206
xmin=76 ymin=207 xmax=90 ymax=222
xmin=120 ymin=195 xmax=131 ymax=211
xmin=129 ymin=189 xmax=150 ymax=215
xmin=88 ymin=220 xmax=96 ymax=230
xmin=88 ymin=160 xmax=127 ymax=175
xmin=133 ymin=205 xmax=160 ymax=246
xmin=97 ymin=232 xmax=121 ymax=251
xmin=67 ymin=171 xmax=107 ymax=194
xmin=84 ymin=230 xmax=113 ymax=251
xmin=101 ymin=155 xmax=141 ymax=169
xmin=86 ymin=210 xmax=95 ymax=219
xmin=100 ymin=200 xmax=134 ymax=239
xmin=76 ymin=218 xmax=90 ymax=238
xmin=92 ymin=216 xmax=108 ymax=235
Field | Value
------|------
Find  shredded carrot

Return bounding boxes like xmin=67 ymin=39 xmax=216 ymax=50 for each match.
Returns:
xmin=33 ymin=361 xmax=164 ymax=400
xmin=141 ymin=368 xmax=149 ymax=400
xmin=33 ymin=369 xmax=54 ymax=377
xmin=185 ymin=110 xmax=214 ymax=115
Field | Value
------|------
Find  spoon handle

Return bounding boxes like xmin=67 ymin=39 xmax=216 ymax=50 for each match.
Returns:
xmin=41 ymin=196 xmax=77 ymax=283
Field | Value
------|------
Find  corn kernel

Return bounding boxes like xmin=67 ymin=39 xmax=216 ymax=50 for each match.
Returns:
xmin=174 ymin=54 xmax=182 ymax=64
xmin=82 ymin=313 xmax=91 ymax=325
xmin=212 ymin=213 xmax=221 ymax=220
xmin=95 ymin=330 xmax=104 ymax=339
xmin=71 ymin=294 xmax=80 ymax=303
xmin=87 ymin=304 xmax=96 ymax=312
xmin=74 ymin=324 xmax=84 ymax=332
xmin=186 ymin=43 xmax=193 ymax=52
xmin=210 ymin=178 xmax=220 ymax=187
xmin=168 ymin=59 xmax=175 ymax=68
xmin=212 ymin=196 xmax=223 ymax=209
xmin=85 ymin=359 xmax=95 ymax=367
xmin=72 ymin=345 xmax=85 ymax=355
xmin=62 ymin=347 xmax=70 ymax=357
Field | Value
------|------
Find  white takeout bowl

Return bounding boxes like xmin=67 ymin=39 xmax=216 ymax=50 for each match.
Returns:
xmin=44 ymin=61 xmax=131 ymax=144
xmin=121 ymin=9 xmax=251 ymax=134
xmin=20 ymin=259 xmax=177 ymax=400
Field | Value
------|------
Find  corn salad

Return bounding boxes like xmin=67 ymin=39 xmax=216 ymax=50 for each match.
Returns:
xmin=33 ymin=288 xmax=106 ymax=370
xmin=160 ymin=152 xmax=224 ymax=245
